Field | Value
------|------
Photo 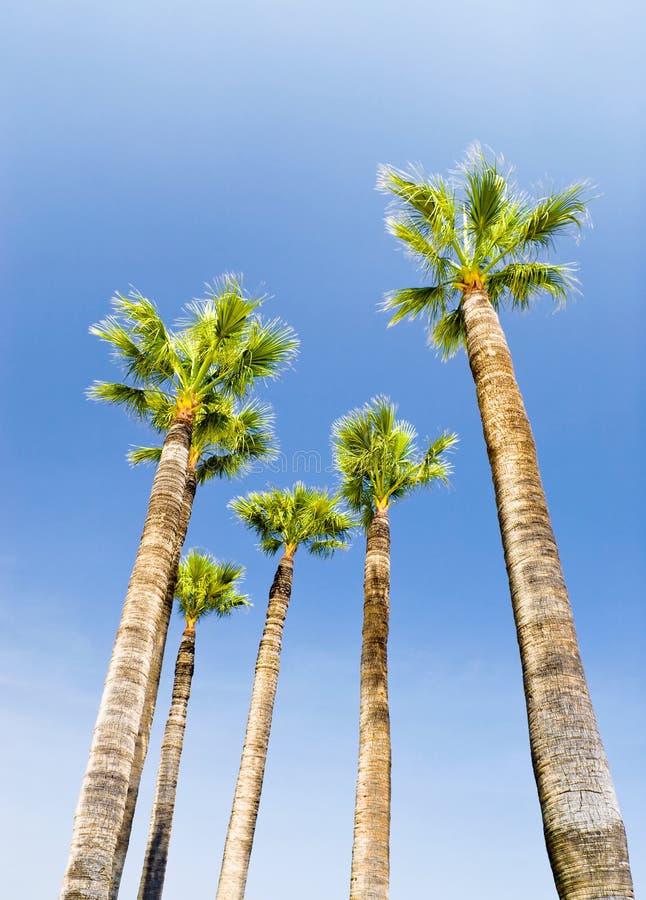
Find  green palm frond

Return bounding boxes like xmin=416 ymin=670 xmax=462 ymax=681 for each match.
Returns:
xmin=382 ymin=285 xmax=454 ymax=326
xmin=513 ymin=184 xmax=590 ymax=254
xmin=229 ymin=482 xmax=354 ymax=557
xmin=385 ymin=217 xmax=458 ymax=283
xmin=220 ymin=317 xmax=299 ymax=396
xmin=332 ymin=396 xmax=455 ymax=527
xmin=176 ymin=549 xmax=249 ymax=624
xmin=113 ymin=292 xmax=182 ymax=382
xmin=378 ymin=165 xmax=458 ymax=252
xmin=128 ymin=446 xmax=163 ymax=467
xmin=431 ymin=306 xmax=467 ymax=359
xmin=460 ymin=148 xmax=511 ymax=249
xmin=487 ymin=262 xmax=577 ymax=308
xmin=87 ymin=382 xmax=164 ymax=419
xmin=196 ymin=453 xmax=244 ymax=483
xmin=380 ymin=146 xmax=590 ymax=354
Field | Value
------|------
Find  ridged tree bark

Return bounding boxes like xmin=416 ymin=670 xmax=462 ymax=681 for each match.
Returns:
xmin=109 ymin=468 xmax=198 ymax=900
xmin=216 ymin=555 xmax=294 ymax=900
xmin=60 ymin=418 xmax=193 ymax=900
xmin=462 ymin=287 xmax=633 ymax=899
xmin=137 ymin=625 xmax=196 ymax=900
xmin=350 ymin=511 xmax=391 ymax=900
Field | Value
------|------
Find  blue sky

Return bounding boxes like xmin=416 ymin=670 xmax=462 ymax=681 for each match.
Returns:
xmin=2 ymin=0 xmax=644 ymax=897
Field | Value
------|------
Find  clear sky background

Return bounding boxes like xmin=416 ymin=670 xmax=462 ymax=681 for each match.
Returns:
xmin=2 ymin=1 xmax=644 ymax=897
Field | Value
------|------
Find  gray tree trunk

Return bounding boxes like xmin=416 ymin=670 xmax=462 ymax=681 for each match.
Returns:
xmin=137 ymin=625 xmax=196 ymax=900
xmin=216 ymin=555 xmax=294 ymax=900
xmin=109 ymin=469 xmax=198 ymax=899
xmin=60 ymin=419 xmax=192 ymax=900
xmin=462 ymin=287 xmax=633 ymax=899
xmin=349 ymin=510 xmax=391 ymax=900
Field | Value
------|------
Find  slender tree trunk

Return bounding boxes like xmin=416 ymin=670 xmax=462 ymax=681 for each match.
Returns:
xmin=137 ymin=625 xmax=196 ymax=900
xmin=109 ymin=468 xmax=198 ymax=900
xmin=462 ymin=288 xmax=633 ymax=899
xmin=350 ymin=510 xmax=391 ymax=900
xmin=216 ymin=555 xmax=294 ymax=900
xmin=60 ymin=418 xmax=193 ymax=900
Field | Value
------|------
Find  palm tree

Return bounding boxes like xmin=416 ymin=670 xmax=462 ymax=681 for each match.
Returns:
xmin=333 ymin=396 xmax=454 ymax=900
xmin=379 ymin=147 xmax=634 ymax=897
xmin=110 ymin=399 xmax=275 ymax=900
xmin=216 ymin=483 xmax=354 ymax=900
xmin=137 ymin=551 xmax=249 ymax=900
xmin=61 ymin=276 xmax=297 ymax=900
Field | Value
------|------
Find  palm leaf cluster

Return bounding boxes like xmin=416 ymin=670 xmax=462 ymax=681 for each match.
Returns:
xmin=88 ymin=274 xmax=298 ymax=428
xmin=128 ymin=399 xmax=275 ymax=484
xmin=379 ymin=145 xmax=589 ymax=357
xmin=333 ymin=396 xmax=456 ymax=527
xmin=176 ymin=550 xmax=249 ymax=625
xmin=230 ymin=482 xmax=355 ymax=556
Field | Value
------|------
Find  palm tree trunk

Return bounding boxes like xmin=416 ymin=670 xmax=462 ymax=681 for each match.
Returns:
xmin=60 ymin=418 xmax=193 ymax=900
xmin=137 ymin=625 xmax=196 ymax=900
xmin=462 ymin=287 xmax=633 ymax=899
xmin=109 ymin=468 xmax=198 ymax=900
xmin=216 ymin=555 xmax=294 ymax=900
xmin=350 ymin=510 xmax=391 ymax=900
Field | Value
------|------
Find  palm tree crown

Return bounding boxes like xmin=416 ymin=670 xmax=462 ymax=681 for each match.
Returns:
xmin=333 ymin=396 xmax=456 ymax=527
xmin=128 ymin=399 xmax=275 ymax=484
xmin=379 ymin=145 xmax=589 ymax=357
xmin=175 ymin=550 xmax=249 ymax=628
xmin=88 ymin=273 xmax=298 ymax=426
xmin=229 ymin=482 xmax=355 ymax=557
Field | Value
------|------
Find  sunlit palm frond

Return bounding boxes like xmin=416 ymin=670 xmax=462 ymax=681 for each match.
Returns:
xmin=221 ymin=318 xmax=299 ymax=396
xmin=87 ymin=382 xmax=163 ymax=420
xmin=382 ymin=285 xmax=453 ymax=326
xmin=128 ymin=446 xmax=163 ymax=467
xmin=513 ymin=184 xmax=590 ymax=254
xmin=487 ymin=262 xmax=577 ymax=309
xmin=378 ymin=165 xmax=458 ymax=252
xmin=113 ymin=292 xmax=182 ymax=382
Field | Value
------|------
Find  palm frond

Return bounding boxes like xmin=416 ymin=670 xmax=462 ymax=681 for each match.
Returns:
xmin=196 ymin=452 xmax=245 ymax=484
xmin=221 ymin=318 xmax=299 ymax=396
xmin=128 ymin=446 xmax=163 ymax=467
xmin=515 ymin=184 xmax=590 ymax=252
xmin=431 ymin=306 xmax=467 ymax=359
xmin=378 ymin=165 xmax=458 ymax=251
xmin=487 ymin=262 xmax=577 ymax=308
xmin=382 ymin=285 xmax=452 ymax=326
xmin=113 ymin=292 xmax=182 ymax=382
xmin=461 ymin=147 xmax=510 ymax=243
xmin=87 ymin=381 xmax=158 ymax=419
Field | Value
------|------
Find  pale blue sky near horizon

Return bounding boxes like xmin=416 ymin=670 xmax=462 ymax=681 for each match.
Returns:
xmin=1 ymin=0 xmax=644 ymax=897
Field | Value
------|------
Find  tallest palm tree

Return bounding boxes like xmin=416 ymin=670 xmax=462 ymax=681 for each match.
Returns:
xmin=380 ymin=148 xmax=633 ymax=899
xmin=60 ymin=277 xmax=297 ymax=900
